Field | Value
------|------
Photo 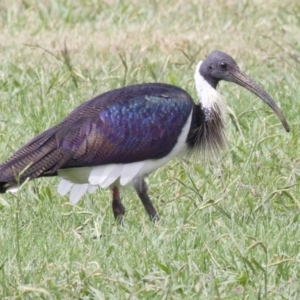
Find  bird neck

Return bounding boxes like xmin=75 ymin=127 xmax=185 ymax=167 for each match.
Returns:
xmin=194 ymin=61 xmax=226 ymax=123
xmin=186 ymin=63 xmax=227 ymax=154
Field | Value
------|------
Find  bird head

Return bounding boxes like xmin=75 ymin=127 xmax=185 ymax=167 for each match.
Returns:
xmin=199 ymin=50 xmax=290 ymax=132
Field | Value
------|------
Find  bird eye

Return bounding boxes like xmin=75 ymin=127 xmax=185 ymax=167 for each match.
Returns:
xmin=219 ymin=62 xmax=227 ymax=70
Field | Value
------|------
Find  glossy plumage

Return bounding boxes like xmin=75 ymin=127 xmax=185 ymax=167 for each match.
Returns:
xmin=0 ymin=84 xmax=194 ymax=181
xmin=0 ymin=51 xmax=289 ymax=222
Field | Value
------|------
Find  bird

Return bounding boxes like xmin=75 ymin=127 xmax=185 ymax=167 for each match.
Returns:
xmin=0 ymin=50 xmax=289 ymax=223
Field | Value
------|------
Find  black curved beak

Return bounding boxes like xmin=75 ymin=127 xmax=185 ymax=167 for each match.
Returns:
xmin=229 ymin=69 xmax=290 ymax=132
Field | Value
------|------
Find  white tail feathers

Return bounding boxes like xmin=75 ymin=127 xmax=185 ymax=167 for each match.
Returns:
xmin=57 ymin=179 xmax=73 ymax=196
xmin=120 ymin=161 xmax=144 ymax=185
xmin=57 ymin=162 xmax=146 ymax=204
xmin=69 ymin=183 xmax=89 ymax=204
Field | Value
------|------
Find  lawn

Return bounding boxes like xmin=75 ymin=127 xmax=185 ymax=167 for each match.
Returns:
xmin=0 ymin=0 xmax=300 ymax=299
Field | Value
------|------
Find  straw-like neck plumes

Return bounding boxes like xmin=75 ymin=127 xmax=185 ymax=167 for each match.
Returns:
xmin=187 ymin=61 xmax=227 ymax=156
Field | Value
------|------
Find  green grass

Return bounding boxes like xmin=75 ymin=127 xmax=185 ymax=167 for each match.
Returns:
xmin=0 ymin=0 xmax=300 ymax=298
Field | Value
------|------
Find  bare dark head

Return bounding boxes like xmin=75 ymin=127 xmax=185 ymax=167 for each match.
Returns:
xmin=198 ymin=50 xmax=290 ymax=132
xmin=200 ymin=50 xmax=239 ymax=88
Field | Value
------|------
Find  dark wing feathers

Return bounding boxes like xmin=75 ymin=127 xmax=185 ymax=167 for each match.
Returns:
xmin=0 ymin=130 xmax=72 ymax=183
xmin=0 ymin=83 xmax=194 ymax=189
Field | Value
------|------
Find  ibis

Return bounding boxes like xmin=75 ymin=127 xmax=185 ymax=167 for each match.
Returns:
xmin=0 ymin=51 xmax=289 ymax=222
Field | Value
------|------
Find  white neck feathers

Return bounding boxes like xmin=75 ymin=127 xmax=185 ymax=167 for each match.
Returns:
xmin=190 ymin=61 xmax=227 ymax=155
xmin=194 ymin=61 xmax=226 ymax=123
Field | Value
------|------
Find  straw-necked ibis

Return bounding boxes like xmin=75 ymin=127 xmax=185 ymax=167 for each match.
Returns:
xmin=0 ymin=51 xmax=289 ymax=222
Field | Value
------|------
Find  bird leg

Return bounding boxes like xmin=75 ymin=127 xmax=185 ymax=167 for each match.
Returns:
xmin=111 ymin=186 xmax=125 ymax=225
xmin=134 ymin=178 xmax=159 ymax=222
